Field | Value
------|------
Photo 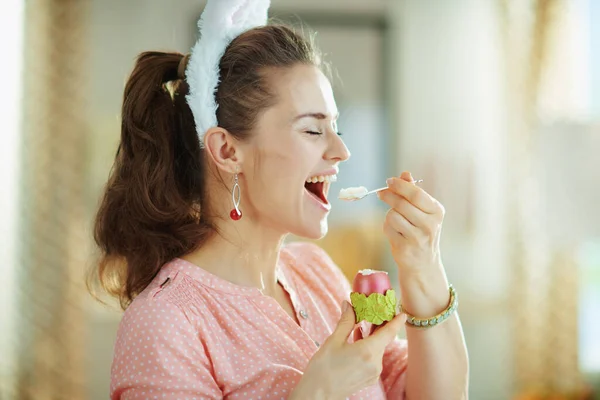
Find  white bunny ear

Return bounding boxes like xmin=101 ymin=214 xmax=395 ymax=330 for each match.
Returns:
xmin=185 ymin=0 xmax=271 ymax=146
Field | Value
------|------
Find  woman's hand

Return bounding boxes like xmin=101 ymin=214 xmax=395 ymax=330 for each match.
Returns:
xmin=377 ymin=171 xmax=446 ymax=277
xmin=289 ymin=301 xmax=406 ymax=400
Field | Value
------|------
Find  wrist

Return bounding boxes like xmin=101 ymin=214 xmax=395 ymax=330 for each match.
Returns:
xmin=398 ymin=266 xmax=450 ymax=317
xmin=290 ymin=374 xmax=332 ymax=400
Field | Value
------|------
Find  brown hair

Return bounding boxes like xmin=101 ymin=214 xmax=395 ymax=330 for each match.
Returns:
xmin=91 ymin=25 xmax=322 ymax=309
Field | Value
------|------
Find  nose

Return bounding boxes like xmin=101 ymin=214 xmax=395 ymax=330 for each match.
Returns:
xmin=326 ymin=132 xmax=351 ymax=163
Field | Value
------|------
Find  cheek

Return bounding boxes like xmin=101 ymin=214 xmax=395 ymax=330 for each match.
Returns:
xmin=246 ymin=147 xmax=301 ymax=200
xmin=245 ymin=133 xmax=320 ymax=208
xmin=255 ymin=140 xmax=308 ymax=180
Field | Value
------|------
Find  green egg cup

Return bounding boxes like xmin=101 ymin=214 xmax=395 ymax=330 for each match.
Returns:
xmin=350 ymin=289 xmax=397 ymax=325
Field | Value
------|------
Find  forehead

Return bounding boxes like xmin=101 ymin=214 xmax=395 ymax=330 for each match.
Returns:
xmin=266 ymin=64 xmax=337 ymax=119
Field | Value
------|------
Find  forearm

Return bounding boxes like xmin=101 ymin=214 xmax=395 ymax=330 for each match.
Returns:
xmin=400 ymin=267 xmax=469 ymax=400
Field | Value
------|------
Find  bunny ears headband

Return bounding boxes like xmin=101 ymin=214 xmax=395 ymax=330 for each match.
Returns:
xmin=184 ymin=0 xmax=271 ymax=147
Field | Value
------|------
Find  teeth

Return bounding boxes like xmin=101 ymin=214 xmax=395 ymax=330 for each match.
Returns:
xmin=306 ymin=174 xmax=337 ymax=183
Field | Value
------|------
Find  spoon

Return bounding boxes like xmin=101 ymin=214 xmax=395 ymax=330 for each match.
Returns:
xmin=338 ymin=179 xmax=424 ymax=202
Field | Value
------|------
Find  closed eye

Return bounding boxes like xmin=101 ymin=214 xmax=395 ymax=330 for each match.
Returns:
xmin=305 ymin=131 xmax=343 ymax=136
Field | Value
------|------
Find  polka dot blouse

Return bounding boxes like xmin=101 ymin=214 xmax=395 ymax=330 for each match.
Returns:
xmin=110 ymin=242 xmax=408 ymax=399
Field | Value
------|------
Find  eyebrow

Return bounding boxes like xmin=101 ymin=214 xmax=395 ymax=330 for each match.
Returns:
xmin=293 ymin=112 xmax=339 ymax=122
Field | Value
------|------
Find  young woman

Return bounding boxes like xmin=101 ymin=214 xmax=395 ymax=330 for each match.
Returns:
xmin=93 ymin=1 xmax=468 ymax=399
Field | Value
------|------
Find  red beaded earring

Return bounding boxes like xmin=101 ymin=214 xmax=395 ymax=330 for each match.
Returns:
xmin=230 ymin=172 xmax=242 ymax=221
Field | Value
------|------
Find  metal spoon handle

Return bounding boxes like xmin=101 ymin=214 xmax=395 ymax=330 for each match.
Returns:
xmin=365 ymin=179 xmax=424 ymax=197
xmin=366 ymin=186 xmax=390 ymax=196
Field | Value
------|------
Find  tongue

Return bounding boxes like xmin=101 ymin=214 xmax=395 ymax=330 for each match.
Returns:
xmin=305 ymin=182 xmax=327 ymax=204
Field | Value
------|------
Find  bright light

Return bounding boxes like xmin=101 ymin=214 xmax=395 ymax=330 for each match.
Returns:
xmin=0 ymin=0 xmax=24 ymax=388
xmin=579 ymin=240 xmax=600 ymax=373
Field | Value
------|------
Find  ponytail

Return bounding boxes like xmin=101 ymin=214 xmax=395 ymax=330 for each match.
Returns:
xmin=92 ymin=52 xmax=213 ymax=309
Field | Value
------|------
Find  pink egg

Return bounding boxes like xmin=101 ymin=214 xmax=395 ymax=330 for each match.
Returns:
xmin=352 ymin=269 xmax=392 ymax=296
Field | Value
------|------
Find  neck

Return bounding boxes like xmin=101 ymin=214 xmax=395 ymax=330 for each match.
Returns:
xmin=181 ymin=216 xmax=287 ymax=297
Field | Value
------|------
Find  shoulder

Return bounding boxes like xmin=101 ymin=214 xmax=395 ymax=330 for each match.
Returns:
xmin=116 ymin=265 xmax=208 ymax=347
xmin=112 ymin=272 xmax=212 ymax=374
xmin=111 ymin=266 xmax=221 ymax=398
xmin=117 ymin=283 xmax=194 ymax=345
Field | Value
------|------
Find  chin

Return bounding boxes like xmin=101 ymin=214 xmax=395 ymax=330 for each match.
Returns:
xmin=294 ymin=218 xmax=329 ymax=240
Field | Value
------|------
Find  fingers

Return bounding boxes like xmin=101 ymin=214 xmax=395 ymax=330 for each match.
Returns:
xmin=384 ymin=207 xmax=420 ymax=238
xmin=386 ymin=195 xmax=426 ymax=228
xmin=382 ymin=312 xmax=407 ymax=338
xmin=383 ymin=219 xmax=406 ymax=245
xmin=400 ymin=171 xmax=413 ymax=182
xmin=331 ymin=301 xmax=357 ymax=344
xmin=364 ymin=313 xmax=406 ymax=350
xmin=384 ymin=175 xmax=441 ymax=215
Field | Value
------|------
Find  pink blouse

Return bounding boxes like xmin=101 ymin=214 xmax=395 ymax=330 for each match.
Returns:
xmin=110 ymin=242 xmax=408 ymax=399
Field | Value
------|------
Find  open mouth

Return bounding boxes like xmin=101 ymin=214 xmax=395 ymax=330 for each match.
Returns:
xmin=305 ymin=181 xmax=327 ymax=203
xmin=304 ymin=174 xmax=336 ymax=204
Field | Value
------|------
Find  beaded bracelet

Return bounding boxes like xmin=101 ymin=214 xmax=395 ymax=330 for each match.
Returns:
xmin=399 ymin=285 xmax=458 ymax=328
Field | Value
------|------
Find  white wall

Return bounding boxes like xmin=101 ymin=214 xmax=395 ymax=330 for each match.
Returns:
xmin=388 ymin=1 xmax=511 ymax=398
xmin=590 ymin=0 xmax=600 ymax=118
xmin=0 ymin=0 xmax=24 ymax=396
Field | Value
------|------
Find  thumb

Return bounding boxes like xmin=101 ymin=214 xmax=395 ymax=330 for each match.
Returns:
xmin=369 ymin=312 xmax=407 ymax=347
xmin=331 ymin=301 xmax=357 ymax=343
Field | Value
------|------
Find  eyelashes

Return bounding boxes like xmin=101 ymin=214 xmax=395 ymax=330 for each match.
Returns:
xmin=305 ymin=131 xmax=343 ymax=136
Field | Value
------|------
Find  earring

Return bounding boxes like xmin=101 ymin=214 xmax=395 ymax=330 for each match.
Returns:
xmin=230 ymin=173 xmax=242 ymax=221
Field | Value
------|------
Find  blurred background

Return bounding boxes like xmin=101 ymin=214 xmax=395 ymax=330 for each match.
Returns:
xmin=1 ymin=0 xmax=599 ymax=399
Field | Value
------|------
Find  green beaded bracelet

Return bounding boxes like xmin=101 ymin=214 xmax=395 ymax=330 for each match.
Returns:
xmin=399 ymin=285 xmax=458 ymax=328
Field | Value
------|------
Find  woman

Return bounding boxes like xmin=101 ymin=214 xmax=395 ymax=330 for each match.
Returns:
xmin=93 ymin=1 xmax=468 ymax=399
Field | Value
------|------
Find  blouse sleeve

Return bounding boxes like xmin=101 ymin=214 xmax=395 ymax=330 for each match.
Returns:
xmin=110 ymin=297 xmax=222 ymax=400
xmin=296 ymin=242 xmax=409 ymax=399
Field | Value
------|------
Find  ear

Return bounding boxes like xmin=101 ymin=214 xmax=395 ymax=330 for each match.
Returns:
xmin=203 ymin=127 xmax=244 ymax=174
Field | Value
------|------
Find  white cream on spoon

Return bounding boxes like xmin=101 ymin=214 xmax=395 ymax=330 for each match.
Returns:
xmin=338 ymin=180 xmax=423 ymax=201
xmin=338 ymin=186 xmax=369 ymax=201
